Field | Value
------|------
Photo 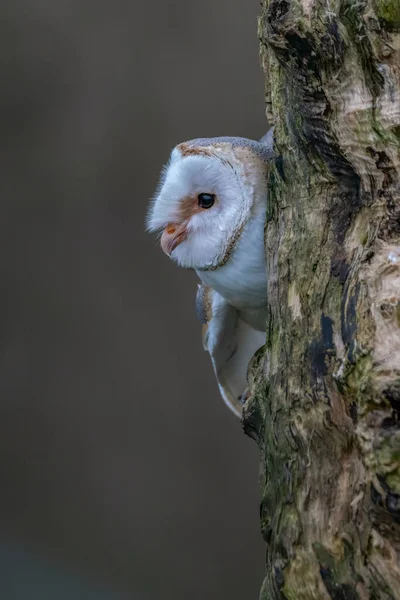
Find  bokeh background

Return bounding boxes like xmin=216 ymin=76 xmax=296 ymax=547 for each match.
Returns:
xmin=0 ymin=1 xmax=268 ymax=598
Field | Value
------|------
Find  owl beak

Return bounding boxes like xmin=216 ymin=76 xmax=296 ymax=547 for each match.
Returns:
xmin=160 ymin=223 xmax=187 ymax=256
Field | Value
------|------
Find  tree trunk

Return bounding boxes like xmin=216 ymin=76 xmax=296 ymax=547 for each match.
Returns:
xmin=243 ymin=1 xmax=400 ymax=598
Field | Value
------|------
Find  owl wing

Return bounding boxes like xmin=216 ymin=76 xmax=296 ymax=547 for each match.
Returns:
xmin=196 ymin=284 xmax=266 ymax=417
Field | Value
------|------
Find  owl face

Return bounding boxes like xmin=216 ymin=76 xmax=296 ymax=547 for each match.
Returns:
xmin=147 ymin=139 xmax=268 ymax=270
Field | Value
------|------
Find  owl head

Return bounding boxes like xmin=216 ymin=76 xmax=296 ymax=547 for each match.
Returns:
xmin=146 ymin=136 xmax=272 ymax=270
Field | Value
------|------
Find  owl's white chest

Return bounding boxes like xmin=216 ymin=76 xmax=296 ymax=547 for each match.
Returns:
xmin=196 ymin=209 xmax=268 ymax=330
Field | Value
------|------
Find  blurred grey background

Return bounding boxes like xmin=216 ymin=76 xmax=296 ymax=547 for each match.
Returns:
xmin=0 ymin=0 xmax=267 ymax=598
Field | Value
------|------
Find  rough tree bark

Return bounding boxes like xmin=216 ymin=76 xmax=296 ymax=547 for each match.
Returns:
xmin=243 ymin=1 xmax=400 ymax=598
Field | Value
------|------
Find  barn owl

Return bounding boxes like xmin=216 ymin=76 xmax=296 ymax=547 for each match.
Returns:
xmin=147 ymin=130 xmax=274 ymax=417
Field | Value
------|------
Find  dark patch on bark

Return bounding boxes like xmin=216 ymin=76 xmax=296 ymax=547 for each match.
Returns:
xmin=366 ymin=147 xmax=396 ymax=189
xmin=364 ymin=249 xmax=375 ymax=264
xmin=320 ymin=568 xmax=357 ymax=600
xmin=386 ymin=493 xmax=400 ymax=520
xmin=381 ymin=411 xmax=399 ymax=429
xmin=380 ymin=302 xmax=396 ymax=320
xmin=285 ymin=31 xmax=319 ymax=74
xmin=331 ymin=257 xmax=350 ymax=284
xmin=275 ymin=154 xmax=286 ymax=181
xmin=329 ymin=186 xmax=361 ymax=246
xmin=323 ymin=20 xmax=346 ymax=65
xmin=308 ymin=314 xmax=334 ymax=377
xmin=383 ymin=384 xmax=400 ymax=414
xmin=349 ymin=402 xmax=358 ymax=424
xmin=266 ymin=0 xmax=290 ymax=25
xmin=321 ymin=314 xmax=334 ymax=349
xmin=303 ymin=112 xmax=360 ymax=192
xmin=376 ymin=475 xmax=400 ymax=523
xmin=260 ymin=498 xmax=273 ymax=544
xmin=378 ymin=16 xmax=400 ymax=33
xmin=242 ymin=399 xmax=264 ymax=444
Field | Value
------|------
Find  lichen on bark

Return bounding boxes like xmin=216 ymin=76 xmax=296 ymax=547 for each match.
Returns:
xmin=243 ymin=0 xmax=400 ymax=598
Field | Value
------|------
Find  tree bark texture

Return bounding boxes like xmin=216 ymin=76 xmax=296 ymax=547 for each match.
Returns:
xmin=243 ymin=1 xmax=400 ymax=598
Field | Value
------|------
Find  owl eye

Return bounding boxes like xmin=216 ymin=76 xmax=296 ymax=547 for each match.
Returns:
xmin=197 ymin=193 xmax=215 ymax=209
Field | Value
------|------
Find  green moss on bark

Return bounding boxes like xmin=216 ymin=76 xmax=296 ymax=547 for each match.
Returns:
xmin=375 ymin=0 xmax=400 ymax=23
